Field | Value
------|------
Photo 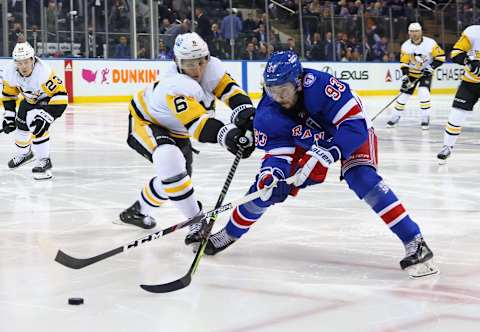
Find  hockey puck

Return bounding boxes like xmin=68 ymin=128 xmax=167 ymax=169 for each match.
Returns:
xmin=68 ymin=297 xmax=84 ymax=305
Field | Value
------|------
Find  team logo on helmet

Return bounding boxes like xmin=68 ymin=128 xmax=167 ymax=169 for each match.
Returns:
xmin=303 ymin=73 xmax=316 ymax=87
xmin=266 ymin=63 xmax=278 ymax=74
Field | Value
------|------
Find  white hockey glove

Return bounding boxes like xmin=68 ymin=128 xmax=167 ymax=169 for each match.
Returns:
xmin=295 ymin=145 xmax=340 ymax=187
xmin=2 ymin=110 xmax=16 ymax=134
xmin=30 ymin=109 xmax=54 ymax=137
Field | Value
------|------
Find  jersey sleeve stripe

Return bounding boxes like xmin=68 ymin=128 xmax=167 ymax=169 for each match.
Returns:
xmin=332 ymin=98 xmax=362 ymax=126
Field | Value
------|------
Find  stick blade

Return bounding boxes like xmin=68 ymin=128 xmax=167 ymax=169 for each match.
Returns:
xmin=140 ymin=275 xmax=192 ymax=293
xmin=54 ymin=246 xmax=123 ymax=270
xmin=54 ymin=250 xmax=92 ymax=269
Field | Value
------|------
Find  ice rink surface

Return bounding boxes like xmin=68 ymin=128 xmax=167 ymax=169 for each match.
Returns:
xmin=1 ymin=95 xmax=480 ymax=332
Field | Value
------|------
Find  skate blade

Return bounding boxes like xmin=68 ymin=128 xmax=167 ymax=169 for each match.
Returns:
xmin=421 ymin=126 xmax=429 ymax=131
xmin=437 ymin=158 xmax=448 ymax=165
xmin=112 ymin=218 xmax=156 ymax=230
xmin=405 ymin=260 xmax=439 ymax=279
xmin=33 ymin=170 xmax=52 ymax=180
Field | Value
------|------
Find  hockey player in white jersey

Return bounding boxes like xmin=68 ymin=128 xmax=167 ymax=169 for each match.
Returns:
xmin=387 ymin=22 xmax=445 ymax=130
xmin=118 ymin=32 xmax=255 ymax=246
xmin=1 ymin=40 xmax=68 ymax=179
xmin=437 ymin=25 xmax=480 ymax=163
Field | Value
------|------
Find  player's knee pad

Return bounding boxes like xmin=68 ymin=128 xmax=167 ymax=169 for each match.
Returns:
xmin=153 ymin=144 xmax=193 ymax=202
xmin=14 ymin=130 xmax=32 ymax=148
xmin=418 ymin=86 xmax=430 ymax=101
xmin=344 ymin=165 xmax=383 ymax=199
xmin=152 ymin=144 xmax=187 ymax=179
xmin=396 ymin=93 xmax=411 ymax=106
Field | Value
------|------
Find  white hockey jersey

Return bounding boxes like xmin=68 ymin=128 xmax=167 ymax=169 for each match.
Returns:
xmin=1 ymin=57 xmax=67 ymax=106
xmin=400 ymin=36 xmax=445 ymax=77
xmin=129 ymin=56 xmax=250 ymax=140
xmin=451 ymin=25 xmax=480 ymax=84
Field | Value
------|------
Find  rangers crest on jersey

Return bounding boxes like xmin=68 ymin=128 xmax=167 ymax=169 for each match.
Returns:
xmin=303 ymin=73 xmax=316 ymax=87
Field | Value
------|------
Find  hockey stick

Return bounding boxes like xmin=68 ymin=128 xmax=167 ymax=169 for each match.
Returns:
xmin=371 ymin=94 xmax=401 ymax=121
xmin=54 ymin=168 xmax=295 ymax=270
xmin=140 ymin=165 xmax=297 ymax=293
xmin=370 ymin=77 xmax=421 ymax=121
xmin=140 ymin=147 xmax=244 ymax=293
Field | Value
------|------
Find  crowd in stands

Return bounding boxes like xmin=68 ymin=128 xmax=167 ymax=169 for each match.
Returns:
xmin=1 ymin=0 xmax=478 ymax=61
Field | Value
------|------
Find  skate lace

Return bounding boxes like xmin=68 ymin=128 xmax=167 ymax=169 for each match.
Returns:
xmin=36 ymin=158 xmax=49 ymax=168
xmin=210 ymin=229 xmax=235 ymax=249
xmin=440 ymin=146 xmax=451 ymax=155
xmin=12 ymin=153 xmax=29 ymax=164
xmin=405 ymin=235 xmax=422 ymax=257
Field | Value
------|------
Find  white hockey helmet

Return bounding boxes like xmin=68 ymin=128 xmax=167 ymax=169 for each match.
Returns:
xmin=12 ymin=42 xmax=35 ymax=61
xmin=408 ymin=22 xmax=422 ymax=32
xmin=173 ymin=32 xmax=210 ymax=62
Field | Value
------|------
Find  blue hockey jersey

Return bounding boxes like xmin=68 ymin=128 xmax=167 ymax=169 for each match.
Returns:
xmin=254 ymin=68 xmax=371 ymax=175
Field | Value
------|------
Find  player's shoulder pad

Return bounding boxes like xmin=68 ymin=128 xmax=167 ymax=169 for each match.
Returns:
xmin=35 ymin=58 xmax=54 ymax=83
xmin=2 ymin=60 xmax=18 ymax=82
xmin=164 ymin=73 xmax=204 ymax=99
xmin=463 ymin=25 xmax=480 ymax=40
xmin=302 ymin=68 xmax=335 ymax=94
xmin=422 ymin=36 xmax=437 ymax=46
xmin=201 ymin=56 xmax=227 ymax=91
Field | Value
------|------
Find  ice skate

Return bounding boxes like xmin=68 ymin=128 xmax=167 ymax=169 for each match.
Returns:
xmin=32 ymin=157 xmax=53 ymax=180
xmin=204 ymin=227 xmax=237 ymax=256
xmin=420 ymin=116 xmax=430 ymax=130
xmin=437 ymin=145 xmax=452 ymax=164
xmin=117 ymin=201 xmax=156 ymax=229
xmin=400 ymin=235 xmax=439 ymax=279
xmin=184 ymin=204 xmax=207 ymax=252
xmin=386 ymin=115 xmax=400 ymax=128
xmin=8 ymin=150 xmax=34 ymax=169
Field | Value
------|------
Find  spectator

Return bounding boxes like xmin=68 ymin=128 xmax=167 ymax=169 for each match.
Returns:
xmin=243 ymin=12 xmax=258 ymax=33
xmin=308 ymin=32 xmax=323 ymax=60
xmin=110 ymin=0 xmax=130 ymax=32
xmin=323 ymin=31 xmax=334 ymax=61
xmin=46 ymin=0 xmax=58 ymax=34
xmin=113 ymin=35 xmax=130 ymax=58
xmin=254 ymin=23 xmax=267 ymax=45
xmin=209 ymin=23 xmax=227 ymax=59
xmin=285 ymin=38 xmax=298 ymax=54
xmin=165 ymin=19 xmax=191 ymax=40
xmin=195 ymin=7 xmax=212 ymax=43
xmin=241 ymin=42 xmax=260 ymax=60
xmin=220 ymin=9 xmax=243 ymax=41
xmin=308 ymin=0 xmax=322 ymax=15
xmin=159 ymin=18 xmax=171 ymax=34
xmin=157 ymin=39 xmax=172 ymax=60
xmin=258 ymin=43 xmax=268 ymax=59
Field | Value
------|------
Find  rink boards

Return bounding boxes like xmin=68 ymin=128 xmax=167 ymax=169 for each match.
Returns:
xmin=0 ymin=58 xmax=463 ymax=103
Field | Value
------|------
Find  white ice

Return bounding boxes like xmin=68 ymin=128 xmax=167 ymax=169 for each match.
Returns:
xmin=1 ymin=95 xmax=480 ymax=332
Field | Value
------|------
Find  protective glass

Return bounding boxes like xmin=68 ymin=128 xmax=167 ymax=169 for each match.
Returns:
xmin=265 ymin=82 xmax=297 ymax=103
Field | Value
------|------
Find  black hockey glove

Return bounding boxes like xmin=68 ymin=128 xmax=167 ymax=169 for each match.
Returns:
xmin=231 ymin=105 xmax=255 ymax=132
xmin=400 ymin=75 xmax=415 ymax=93
xmin=217 ymin=124 xmax=255 ymax=159
xmin=467 ymin=59 xmax=480 ymax=76
xmin=2 ymin=110 xmax=16 ymax=134
xmin=30 ymin=110 xmax=54 ymax=137
xmin=421 ymin=67 xmax=433 ymax=79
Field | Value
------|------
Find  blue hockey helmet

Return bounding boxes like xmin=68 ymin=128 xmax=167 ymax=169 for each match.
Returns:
xmin=263 ymin=50 xmax=303 ymax=87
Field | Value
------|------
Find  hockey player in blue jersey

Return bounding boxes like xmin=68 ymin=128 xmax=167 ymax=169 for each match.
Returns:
xmin=188 ymin=51 xmax=438 ymax=278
